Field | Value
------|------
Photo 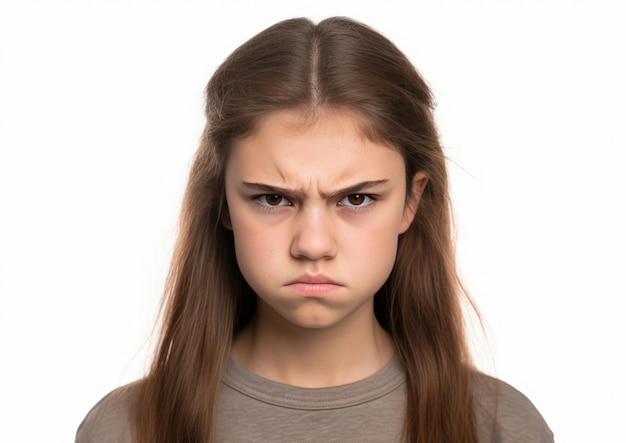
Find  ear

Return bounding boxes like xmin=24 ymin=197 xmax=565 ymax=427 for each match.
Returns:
xmin=221 ymin=204 xmax=233 ymax=230
xmin=399 ymin=171 xmax=428 ymax=234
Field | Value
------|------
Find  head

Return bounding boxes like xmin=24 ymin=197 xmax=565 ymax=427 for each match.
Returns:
xmin=183 ymin=16 xmax=454 ymax=331
xmin=145 ymin=17 xmax=474 ymax=442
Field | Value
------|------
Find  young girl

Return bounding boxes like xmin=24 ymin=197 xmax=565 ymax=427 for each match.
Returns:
xmin=77 ymin=17 xmax=553 ymax=442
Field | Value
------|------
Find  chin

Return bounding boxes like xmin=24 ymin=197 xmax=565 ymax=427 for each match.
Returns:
xmin=274 ymin=307 xmax=347 ymax=330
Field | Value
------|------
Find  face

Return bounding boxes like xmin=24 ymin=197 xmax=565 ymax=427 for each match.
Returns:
xmin=224 ymin=109 xmax=426 ymax=331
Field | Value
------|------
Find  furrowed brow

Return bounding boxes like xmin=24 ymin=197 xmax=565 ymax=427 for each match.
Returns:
xmin=320 ymin=180 xmax=389 ymax=198
xmin=241 ymin=182 xmax=305 ymax=198
xmin=241 ymin=180 xmax=389 ymax=198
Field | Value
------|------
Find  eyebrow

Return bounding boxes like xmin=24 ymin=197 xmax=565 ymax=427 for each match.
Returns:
xmin=241 ymin=180 xmax=389 ymax=199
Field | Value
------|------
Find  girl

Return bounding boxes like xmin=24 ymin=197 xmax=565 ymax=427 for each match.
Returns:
xmin=77 ymin=17 xmax=553 ymax=442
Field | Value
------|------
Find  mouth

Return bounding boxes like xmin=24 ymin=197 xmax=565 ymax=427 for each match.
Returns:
xmin=285 ymin=274 xmax=343 ymax=296
xmin=288 ymin=274 xmax=340 ymax=285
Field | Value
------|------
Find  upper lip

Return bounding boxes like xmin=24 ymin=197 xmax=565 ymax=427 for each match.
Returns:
xmin=288 ymin=274 xmax=340 ymax=285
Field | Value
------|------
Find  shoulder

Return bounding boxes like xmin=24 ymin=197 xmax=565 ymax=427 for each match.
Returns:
xmin=75 ymin=381 xmax=140 ymax=443
xmin=471 ymin=372 xmax=554 ymax=443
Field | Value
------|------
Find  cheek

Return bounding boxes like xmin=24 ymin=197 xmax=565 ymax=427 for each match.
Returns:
xmin=231 ymin=219 xmax=284 ymax=278
xmin=344 ymin=215 xmax=402 ymax=269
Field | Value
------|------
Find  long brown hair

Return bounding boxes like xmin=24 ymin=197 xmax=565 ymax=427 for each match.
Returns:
xmin=136 ymin=17 xmax=478 ymax=442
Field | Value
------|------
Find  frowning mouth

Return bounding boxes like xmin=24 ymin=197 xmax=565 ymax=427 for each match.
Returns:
xmin=285 ymin=274 xmax=343 ymax=297
xmin=288 ymin=274 xmax=340 ymax=285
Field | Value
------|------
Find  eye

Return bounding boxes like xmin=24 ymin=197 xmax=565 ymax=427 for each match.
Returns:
xmin=258 ymin=194 xmax=291 ymax=207
xmin=339 ymin=194 xmax=374 ymax=208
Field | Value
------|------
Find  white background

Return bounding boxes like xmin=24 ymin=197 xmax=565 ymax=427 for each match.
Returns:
xmin=1 ymin=1 xmax=625 ymax=442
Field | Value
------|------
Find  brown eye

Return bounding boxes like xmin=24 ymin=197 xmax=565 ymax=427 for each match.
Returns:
xmin=261 ymin=194 xmax=288 ymax=206
xmin=340 ymin=194 xmax=374 ymax=208
xmin=347 ymin=194 xmax=365 ymax=205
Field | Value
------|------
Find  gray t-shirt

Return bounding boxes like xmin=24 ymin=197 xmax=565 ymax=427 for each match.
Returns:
xmin=76 ymin=358 xmax=553 ymax=442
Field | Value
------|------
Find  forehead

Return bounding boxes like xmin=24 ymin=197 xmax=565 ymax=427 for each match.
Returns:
xmin=226 ymin=108 xmax=407 ymax=192
xmin=241 ymin=106 xmax=396 ymax=150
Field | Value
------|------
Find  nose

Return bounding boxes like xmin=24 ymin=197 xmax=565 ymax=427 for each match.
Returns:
xmin=290 ymin=206 xmax=337 ymax=261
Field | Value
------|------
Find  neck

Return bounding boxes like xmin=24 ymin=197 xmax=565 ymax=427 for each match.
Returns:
xmin=231 ymin=299 xmax=395 ymax=388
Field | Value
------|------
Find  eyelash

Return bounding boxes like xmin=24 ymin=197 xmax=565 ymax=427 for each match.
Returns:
xmin=338 ymin=194 xmax=375 ymax=210
xmin=256 ymin=194 xmax=292 ymax=210
xmin=254 ymin=194 xmax=377 ymax=212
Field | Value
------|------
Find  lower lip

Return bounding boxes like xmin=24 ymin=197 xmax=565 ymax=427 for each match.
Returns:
xmin=286 ymin=283 xmax=342 ymax=297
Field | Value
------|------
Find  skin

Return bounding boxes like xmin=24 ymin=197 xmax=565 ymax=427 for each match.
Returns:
xmin=224 ymin=109 xmax=427 ymax=387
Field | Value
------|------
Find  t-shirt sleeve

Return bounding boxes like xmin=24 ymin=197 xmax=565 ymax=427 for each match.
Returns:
xmin=472 ymin=373 xmax=554 ymax=443
xmin=75 ymin=384 xmax=136 ymax=443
